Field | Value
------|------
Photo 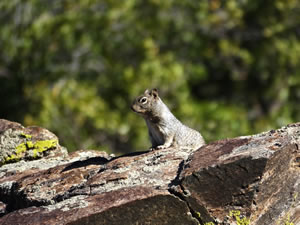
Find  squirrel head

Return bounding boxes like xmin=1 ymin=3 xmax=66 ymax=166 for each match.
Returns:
xmin=131 ymin=88 xmax=160 ymax=117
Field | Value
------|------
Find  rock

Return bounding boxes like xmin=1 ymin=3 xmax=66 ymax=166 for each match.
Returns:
xmin=178 ymin=123 xmax=300 ymax=225
xmin=0 ymin=119 xmax=67 ymax=165
xmin=0 ymin=201 xmax=6 ymax=216
xmin=0 ymin=119 xmax=299 ymax=225
xmin=0 ymin=187 xmax=197 ymax=225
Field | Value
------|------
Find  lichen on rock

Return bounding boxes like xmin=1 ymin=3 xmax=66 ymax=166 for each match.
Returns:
xmin=0 ymin=129 xmax=29 ymax=165
xmin=0 ymin=119 xmax=63 ymax=166
xmin=27 ymin=139 xmax=58 ymax=159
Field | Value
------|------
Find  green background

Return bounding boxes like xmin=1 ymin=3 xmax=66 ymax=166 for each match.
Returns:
xmin=1 ymin=0 xmax=300 ymax=154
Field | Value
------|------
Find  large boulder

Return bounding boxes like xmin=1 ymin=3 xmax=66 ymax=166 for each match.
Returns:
xmin=0 ymin=119 xmax=66 ymax=166
xmin=178 ymin=124 xmax=300 ymax=224
xmin=0 ymin=119 xmax=299 ymax=225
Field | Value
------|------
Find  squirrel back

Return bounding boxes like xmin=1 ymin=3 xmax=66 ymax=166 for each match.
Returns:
xmin=131 ymin=88 xmax=205 ymax=150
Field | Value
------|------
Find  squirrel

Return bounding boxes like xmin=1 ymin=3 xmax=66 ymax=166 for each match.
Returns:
xmin=131 ymin=88 xmax=205 ymax=150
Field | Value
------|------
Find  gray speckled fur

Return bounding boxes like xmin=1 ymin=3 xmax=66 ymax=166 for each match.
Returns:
xmin=132 ymin=89 xmax=205 ymax=150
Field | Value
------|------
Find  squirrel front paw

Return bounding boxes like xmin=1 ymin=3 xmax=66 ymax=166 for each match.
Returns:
xmin=149 ymin=147 xmax=156 ymax=151
xmin=151 ymin=145 xmax=169 ymax=150
xmin=155 ymin=145 xmax=167 ymax=150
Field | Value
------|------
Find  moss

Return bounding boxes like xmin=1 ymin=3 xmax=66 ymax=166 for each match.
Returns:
xmin=229 ymin=210 xmax=250 ymax=225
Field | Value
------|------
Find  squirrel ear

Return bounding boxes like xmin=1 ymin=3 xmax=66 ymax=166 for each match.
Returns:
xmin=144 ymin=89 xmax=150 ymax=95
xmin=151 ymin=88 xmax=159 ymax=98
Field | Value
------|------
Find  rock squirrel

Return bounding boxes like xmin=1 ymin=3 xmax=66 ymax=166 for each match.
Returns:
xmin=131 ymin=88 xmax=205 ymax=150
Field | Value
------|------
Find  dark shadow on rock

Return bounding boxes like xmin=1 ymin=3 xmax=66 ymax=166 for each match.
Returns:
xmin=61 ymin=156 xmax=110 ymax=172
xmin=168 ymin=160 xmax=185 ymax=188
xmin=111 ymin=150 xmax=150 ymax=160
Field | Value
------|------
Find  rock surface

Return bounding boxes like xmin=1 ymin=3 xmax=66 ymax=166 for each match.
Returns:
xmin=0 ymin=119 xmax=299 ymax=225
xmin=0 ymin=119 xmax=66 ymax=166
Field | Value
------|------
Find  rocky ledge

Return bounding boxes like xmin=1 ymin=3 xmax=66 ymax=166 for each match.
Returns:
xmin=0 ymin=119 xmax=299 ymax=225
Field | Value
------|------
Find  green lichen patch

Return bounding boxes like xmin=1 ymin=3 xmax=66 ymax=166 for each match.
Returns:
xmin=31 ymin=139 xmax=58 ymax=158
xmin=0 ymin=127 xmax=61 ymax=166
xmin=5 ymin=153 xmax=21 ymax=164
xmin=4 ymin=142 xmax=27 ymax=163
xmin=279 ymin=214 xmax=295 ymax=225
xmin=26 ymin=141 xmax=34 ymax=148
xmin=195 ymin=211 xmax=215 ymax=225
xmin=20 ymin=132 xmax=32 ymax=140
xmin=229 ymin=210 xmax=250 ymax=225
xmin=16 ymin=143 xmax=27 ymax=154
xmin=3 ymin=139 xmax=58 ymax=164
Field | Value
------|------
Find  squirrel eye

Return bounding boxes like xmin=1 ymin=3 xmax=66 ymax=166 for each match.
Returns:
xmin=140 ymin=97 xmax=147 ymax=104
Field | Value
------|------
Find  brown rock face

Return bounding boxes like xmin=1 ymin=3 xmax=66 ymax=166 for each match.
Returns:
xmin=179 ymin=124 xmax=300 ymax=224
xmin=0 ymin=119 xmax=299 ymax=225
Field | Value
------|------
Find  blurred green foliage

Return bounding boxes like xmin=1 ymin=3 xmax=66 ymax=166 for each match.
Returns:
xmin=1 ymin=0 xmax=300 ymax=154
